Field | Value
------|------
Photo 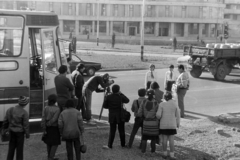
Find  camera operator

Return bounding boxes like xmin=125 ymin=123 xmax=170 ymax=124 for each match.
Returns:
xmin=82 ymin=73 xmax=114 ymax=125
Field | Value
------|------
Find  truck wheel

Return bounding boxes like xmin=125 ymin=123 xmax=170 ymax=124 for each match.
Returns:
xmin=87 ymin=67 xmax=96 ymax=76
xmin=190 ymin=66 xmax=202 ymax=78
xmin=214 ymin=64 xmax=227 ymax=81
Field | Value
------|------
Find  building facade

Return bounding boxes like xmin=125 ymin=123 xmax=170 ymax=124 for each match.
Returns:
xmin=0 ymin=0 xmax=227 ymax=41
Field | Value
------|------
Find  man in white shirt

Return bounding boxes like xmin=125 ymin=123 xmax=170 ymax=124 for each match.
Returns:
xmin=164 ymin=64 xmax=177 ymax=93
xmin=176 ymin=65 xmax=189 ymax=118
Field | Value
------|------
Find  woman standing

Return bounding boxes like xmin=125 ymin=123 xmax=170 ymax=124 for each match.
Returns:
xmin=42 ymin=94 xmax=61 ymax=160
xmin=102 ymin=84 xmax=130 ymax=149
xmin=137 ymin=89 xmax=159 ymax=153
xmin=156 ymin=92 xmax=180 ymax=160
xmin=145 ymin=64 xmax=157 ymax=90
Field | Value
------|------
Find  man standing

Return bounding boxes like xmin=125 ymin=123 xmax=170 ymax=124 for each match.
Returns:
xmin=176 ymin=65 xmax=190 ymax=118
xmin=112 ymin=33 xmax=116 ymax=48
xmin=54 ymin=65 xmax=74 ymax=111
xmin=164 ymin=64 xmax=177 ymax=93
xmin=172 ymin=37 xmax=177 ymax=52
xmin=72 ymin=64 xmax=86 ymax=117
xmin=3 ymin=96 xmax=30 ymax=160
xmin=82 ymin=73 xmax=114 ymax=124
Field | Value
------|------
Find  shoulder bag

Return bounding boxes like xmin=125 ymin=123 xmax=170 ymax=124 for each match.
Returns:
xmin=1 ymin=107 xmax=14 ymax=142
xmin=142 ymin=101 xmax=159 ymax=136
xmin=120 ymin=95 xmax=131 ymax=123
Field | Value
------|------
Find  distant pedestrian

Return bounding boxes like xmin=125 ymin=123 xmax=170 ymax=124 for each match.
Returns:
xmin=72 ymin=64 xmax=86 ymax=118
xmin=164 ymin=64 xmax=177 ymax=93
xmin=41 ymin=94 xmax=61 ymax=160
xmin=137 ymin=89 xmax=159 ymax=153
xmin=150 ymin=81 xmax=164 ymax=104
xmin=156 ymin=92 xmax=180 ymax=160
xmin=112 ymin=33 xmax=116 ymax=48
xmin=3 ymin=96 xmax=30 ymax=160
xmin=220 ymin=36 xmax=223 ymax=42
xmin=176 ymin=64 xmax=190 ymax=118
xmin=172 ymin=37 xmax=177 ymax=52
xmin=69 ymin=30 xmax=73 ymax=40
xmin=145 ymin=64 xmax=157 ymax=90
xmin=127 ymin=88 xmax=147 ymax=148
xmin=197 ymin=35 xmax=199 ymax=42
xmin=58 ymin=99 xmax=84 ymax=160
xmin=102 ymin=84 xmax=130 ymax=149
xmin=54 ymin=65 xmax=74 ymax=111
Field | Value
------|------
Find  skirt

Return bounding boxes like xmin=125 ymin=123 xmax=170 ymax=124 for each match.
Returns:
xmin=44 ymin=126 xmax=61 ymax=145
xmin=159 ymin=129 xmax=177 ymax=135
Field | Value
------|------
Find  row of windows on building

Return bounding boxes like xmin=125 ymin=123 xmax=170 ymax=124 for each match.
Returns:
xmin=0 ymin=1 xmax=224 ymax=19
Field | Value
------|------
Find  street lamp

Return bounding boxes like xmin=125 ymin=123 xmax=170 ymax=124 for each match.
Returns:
xmin=97 ymin=0 xmax=100 ymax=46
xmin=140 ymin=0 xmax=145 ymax=61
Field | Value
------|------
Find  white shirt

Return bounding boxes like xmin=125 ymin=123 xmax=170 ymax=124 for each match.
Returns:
xmin=176 ymin=71 xmax=190 ymax=89
xmin=164 ymin=70 xmax=177 ymax=88
xmin=145 ymin=70 xmax=157 ymax=88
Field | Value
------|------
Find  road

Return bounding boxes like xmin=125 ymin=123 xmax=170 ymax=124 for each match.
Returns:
xmin=92 ymin=68 xmax=240 ymax=122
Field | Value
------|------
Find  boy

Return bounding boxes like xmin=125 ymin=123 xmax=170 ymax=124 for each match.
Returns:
xmin=127 ymin=88 xmax=146 ymax=148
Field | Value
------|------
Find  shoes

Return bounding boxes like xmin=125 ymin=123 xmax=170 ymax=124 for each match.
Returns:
xmin=102 ymin=145 xmax=111 ymax=149
xmin=87 ymin=119 xmax=96 ymax=125
xmin=169 ymin=156 xmax=177 ymax=160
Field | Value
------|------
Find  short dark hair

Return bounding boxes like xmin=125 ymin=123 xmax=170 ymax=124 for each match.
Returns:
xmin=138 ymin=88 xmax=146 ymax=97
xmin=169 ymin=64 xmax=174 ymax=68
xmin=112 ymin=84 xmax=120 ymax=93
xmin=65 ymin=99 xmax=74 ymax=108
xmin=164 ymin=92 xmax=172 ymax=101
xmin=146 ymin=89 xmax=155 ymax=101
xmin=67 ymin=57 xmax=71 ymax=63
xmin=48 ymin=94 xmax=57 ymax=105
xmin=76 ymin=63 xmax=85 ymax=71
xmin=150 ymin=81 xmax=160 ymax=90
xmin=178 ymin=64 xmax=185 ymax=70
xmin=58 ymin=65 xmax=68 ymax=74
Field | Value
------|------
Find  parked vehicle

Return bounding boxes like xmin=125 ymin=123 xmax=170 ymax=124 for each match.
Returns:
xmin=177 ymin=44 xmax=240 ymax=81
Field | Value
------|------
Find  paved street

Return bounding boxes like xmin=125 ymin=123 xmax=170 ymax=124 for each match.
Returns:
xmin=92 ymin=68 xmax=240 ymax=123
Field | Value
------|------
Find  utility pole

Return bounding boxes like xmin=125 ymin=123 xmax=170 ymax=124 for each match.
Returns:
xmin=140 ymin=0 xmax=145 ymax=61
xmin=97 ymin=0 xmax=100 ymax=46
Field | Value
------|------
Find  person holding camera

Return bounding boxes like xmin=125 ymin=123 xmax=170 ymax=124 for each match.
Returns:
xmin=102 ymin=84 xmax=130 ymax=149
xmin=82 ymin=73 xmax=114 ymax=125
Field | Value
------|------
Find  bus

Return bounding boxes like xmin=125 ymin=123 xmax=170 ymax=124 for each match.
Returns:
xmin=0 ymin=9 xmax=68 ymax=122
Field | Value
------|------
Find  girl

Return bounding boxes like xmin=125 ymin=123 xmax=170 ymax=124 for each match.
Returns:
xmin=145 ymin=64 xmax=157 ymax=90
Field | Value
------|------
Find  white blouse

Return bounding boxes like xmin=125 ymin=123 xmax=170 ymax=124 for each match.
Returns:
xmin=145 ymin=70 xmax=157 ymax=88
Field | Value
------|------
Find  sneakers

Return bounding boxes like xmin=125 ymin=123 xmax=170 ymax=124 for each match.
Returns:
xmin=102 ymin=145 xmax=111 ymax=149
xmin=87 ymin=119 xmax=96 ymax=125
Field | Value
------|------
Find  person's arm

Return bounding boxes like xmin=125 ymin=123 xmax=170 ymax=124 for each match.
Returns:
xmin=66 ymin=78 xmax=74 ymax=92
xmin=98 ymin=77 xmax=111 ymax=89
xmin=164 ymin=72 xmax=168 ymax=89
xmin=77 ymin=112 xmax=84 ymax=134
xmin=47 ymin=108 xmax=61 ymax=126
xmin=137 ymin=100 xmax=145 ymax=117
xmin=58 ymin=113 xmax=63 ymax=136
xmin=156 ymin=104 xmax=163 ymax=119
xmin=23 ymin=112 xmax=30 ymax=138
xmin=145 ymin=72 xmax=148 ymax=88
xmin=131 ymin=100 xmax=137 ymax=112
xmin=120 ymin=93 xmax=129 ymax=104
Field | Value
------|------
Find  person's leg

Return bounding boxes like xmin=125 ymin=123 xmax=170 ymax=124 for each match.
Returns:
xmin=47 ymin=145 xmax=51 ymax=158
xmin=49 ymin=145 xmax=58 ymax=160
xmin=169 ymin=135 xmax=175 ymax=158
xmin=85 ymin=88 xmax=93 ymax=121
xmin=7 ymin=131 xmax=16 ymax=160
xmin=16 ymin=132 xmax=24 ymax=160
xmin=79 ymin=96 xmax=86 ymax=119
xmin=177 ymin=89 xmax=187 ymax=118
xmin=118 ymin=122 xmax=126 ymax=147
xmin=162 ymin=135 xmax=168 ymax=157
xmin=66 ymin=139 xmax=74 ymax=160
xmin=150 ymin=137 xmax=156 ymax=153
xmin=108 ymin=122 xmax=117 ymax=148
xmin=128 ymin=118 xmax=141 ymax=148
xmin=141 ymin=136 xmax=147 ymax=153
xmin=73 ymin=138 xmax=81 ymax=160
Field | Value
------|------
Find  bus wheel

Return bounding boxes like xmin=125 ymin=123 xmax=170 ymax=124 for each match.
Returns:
xmin=87 ymin=67 xmax=96 ymax=76
xmin=214 ymin=64 xmax=227 ymax=81
xmin=190 ymin=66 xmax=202 ymax=78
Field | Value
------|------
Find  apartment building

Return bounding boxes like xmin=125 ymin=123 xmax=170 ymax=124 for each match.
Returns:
xmin=0 ymin=0 xmax=226 ymax=41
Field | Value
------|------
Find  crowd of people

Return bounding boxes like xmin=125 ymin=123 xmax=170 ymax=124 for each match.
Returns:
xmin=2 ymin=61 xmax=190 ymax=160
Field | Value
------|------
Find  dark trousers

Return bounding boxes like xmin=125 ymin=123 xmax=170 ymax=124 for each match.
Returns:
xmin=128 ymin=117 xmax=143 ymax=148
xmin=141 ymin=136 xmax=157 ymax=153
xmin=108 ymin=122 xmax=125 ymax=148
xmin=177 ymin=88 xmax=187 ymax=118
xmin=47 ymin=145 xmax=58 ymax=160
xmin=65 ymin=138 xmax=81 ymax=160
xmin=7 ymin=131 xmax=25 ymax=160
xmin=77 ymin=97 xmax=86 ymax=120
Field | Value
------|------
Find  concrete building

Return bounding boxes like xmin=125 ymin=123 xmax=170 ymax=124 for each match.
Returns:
xmin=0 ymin=0 xmax=226 ymax=43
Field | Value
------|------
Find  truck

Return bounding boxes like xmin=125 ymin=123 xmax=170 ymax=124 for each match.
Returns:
xmin=177 ymin=44 xmax=240 ymax=81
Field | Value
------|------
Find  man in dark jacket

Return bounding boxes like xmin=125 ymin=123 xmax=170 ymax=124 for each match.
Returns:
xmin=3 ymin=96 xmax=30 ymax=160
xmin=102 ymin=84 xmax=129 ymax=149
xmin=72 ymin=64 xmax=86 ymax=116
xmin=82 ymin=73 xmax=114 ymax=124
xmin=54 ymin=65 xmax=74 ymax=111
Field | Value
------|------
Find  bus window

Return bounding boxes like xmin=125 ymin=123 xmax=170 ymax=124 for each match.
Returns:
xmin=0 ymin=16 xmax=23 ymax=57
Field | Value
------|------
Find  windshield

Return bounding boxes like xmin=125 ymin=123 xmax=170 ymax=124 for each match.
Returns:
xmin=0 ymin=16 xmax=24 ymax=57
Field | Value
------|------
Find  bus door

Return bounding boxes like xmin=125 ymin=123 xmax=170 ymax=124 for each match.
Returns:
xmin=40 ymin=28 xmax=61 ymax=105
